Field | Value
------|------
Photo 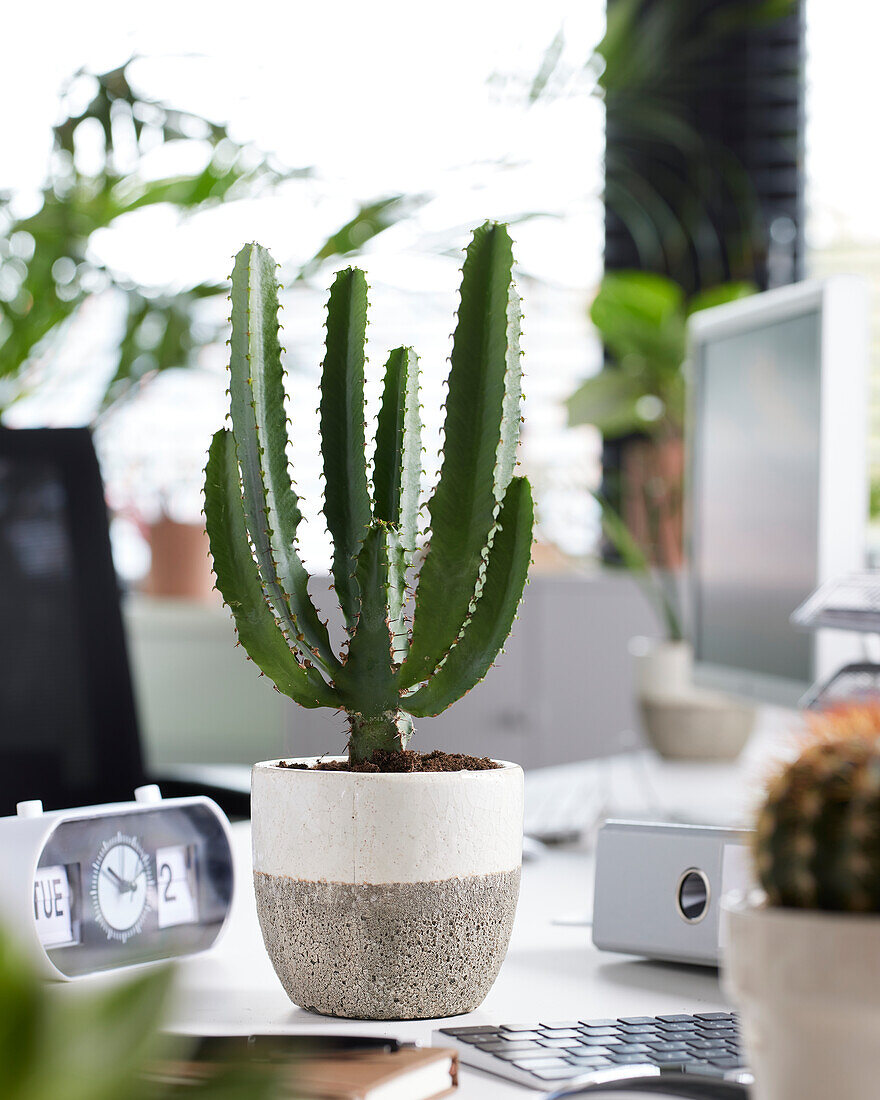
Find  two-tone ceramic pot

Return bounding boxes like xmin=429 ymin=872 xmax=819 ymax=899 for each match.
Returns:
xmin=251 ymin=758 xmax=523 ymax=1020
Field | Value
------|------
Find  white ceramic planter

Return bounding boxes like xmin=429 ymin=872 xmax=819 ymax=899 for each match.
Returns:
xmin=630 ymin=637 xmax=754 ymax=760
xmin=629 ymin=637 xmax=693 ymax=698
xmin=723 ymin=893 xmax=880 ymax=1100
xmin=251 ymin=758 xmax=523 ymax=1020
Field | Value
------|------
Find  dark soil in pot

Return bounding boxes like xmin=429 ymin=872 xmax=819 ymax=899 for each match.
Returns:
xmin=276 ymin=749 xmax=500 ymax=773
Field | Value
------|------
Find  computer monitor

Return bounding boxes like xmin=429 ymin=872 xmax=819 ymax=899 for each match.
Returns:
xmin=686 ymin=277 xmax=869 ymax=707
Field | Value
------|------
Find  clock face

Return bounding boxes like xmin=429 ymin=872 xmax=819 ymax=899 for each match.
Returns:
xmin=33 ymin=802 xmax=233 ymax=977
xmin=90 ymin=833 xmax=153 ymax=942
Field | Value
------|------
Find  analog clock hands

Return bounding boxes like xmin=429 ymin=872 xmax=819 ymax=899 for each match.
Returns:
xmin=102 ymin=865 xmax=138 ymax=894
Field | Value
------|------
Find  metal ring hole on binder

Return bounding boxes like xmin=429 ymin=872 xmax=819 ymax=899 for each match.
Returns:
xmin=676 ymin=867 xmax=711 ymax=924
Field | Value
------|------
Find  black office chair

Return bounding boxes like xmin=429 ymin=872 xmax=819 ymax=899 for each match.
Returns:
xmin=0 ymin=426 xmax=249 ymax=818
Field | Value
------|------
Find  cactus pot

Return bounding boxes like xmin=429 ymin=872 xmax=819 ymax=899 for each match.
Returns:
xmin=251 ymin=758 xmax=523 ymax=1020
xmin=723 ymin=893 xmax=880 ymax=1100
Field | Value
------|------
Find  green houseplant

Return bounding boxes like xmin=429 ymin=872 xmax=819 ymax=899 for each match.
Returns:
xmin=0 ymin=926 xmax=277 ymax=1100
xmin=571 ymin=274 xmax=755 ymax=761
xmin=568 ymin=270 xmax=753 ymax=568
xmin=205 ymin=222 xmax=532 ymax=1019
xmin=723 ymin=706 xmax=880 ymax=1100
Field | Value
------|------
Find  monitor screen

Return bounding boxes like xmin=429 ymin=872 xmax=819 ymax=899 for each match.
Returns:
xmin=690 ymin=310 xmax=821 ymax=696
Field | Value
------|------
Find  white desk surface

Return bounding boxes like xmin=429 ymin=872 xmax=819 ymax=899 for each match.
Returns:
xmin=167 ymin=823 xmax=730 ymax=1099
xmin=165 ymin=740 xmax=775 ymax=1100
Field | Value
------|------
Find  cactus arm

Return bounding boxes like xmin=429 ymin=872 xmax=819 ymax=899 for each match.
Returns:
xmin=399 ymin=222 xmax=519 ymax=689
xmin=495 ymin=286 xmax=524 ymax=500
xmin=402 ymin=476 xmax=533 ymax=718
xmin=387 ymin=534 xmax=408 ymax=666
xmin=320 ymin=268 xmax=372 ymax=631
xmin=205 ymin=429 xmax=339 ymax=709
xmin=335 ymin=522 xmax=407 ymax=759
xmin=373 ymin=346 xmax=420 ymax=665
xmin=228 ymin=243 xmax=338 ymax=673
xmin=373 ymin=346 xmax=422 ymax=557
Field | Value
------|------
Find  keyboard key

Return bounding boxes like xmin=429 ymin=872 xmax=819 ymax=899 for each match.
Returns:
xmin=657 ymin=1022 xmax=699 ymax=1032
xmin=650 ymin=1051 xmax=690 ymax=1064
xmin=611 ymin=1043 xmax=651 ymax=1054
xmin=709 ymin=1057 xmax=742 ymax=1069
xmin=687 ymin=1040 xmax=729 ymax=1052
xmin=694 ymin=1013 xmax=735 ymax=1022
xmin=496 ymin=1030 xmax=542 ymax=1041
xmin=532 ymin=1068 xmax=581 ymax=1081
xmin=618 ymin=1016 xmax=656 ymax=1025
xmin=608 ymin=1053 xmax=652 ymax=1065
xmin=657 ymin=1015 xmax=695 ymax=1023
xmin=540 ymin=1021 xmax=582 ymax=1030
xmin=646 ymin=1041 xmax=689 ymax=1052
xmin=500 ymin=1027 xmax=542 ymax=1037
xmin=540 ymin=1038 xmax=582 ymax=1049
xmin=477 ymin=1040 xmax=543 ymax=1053
xmin=578 ymin=1027 xmax=618 ymax=1037
xmin=539 ymin=1029 xmax=582 ymax=1038
xmin=567 ymin=1054 xmax=614 ymax=1066
xmin=579 ymin=1019 xmax=618 ymax=1028
xmin=442 ymin=1026 xmax=499 ymax=1038
xmin=512 ymin=1057 xmax=570 ymax=1069
xmin=698 ymin=1019 xmax=737 ymax=1029
xmin=579 ymin=1035 xmax=622 ymax=1047
xmin=617 ymin=1025 xmax=660 ymax=1036
xmin=509 ymin=1050 xmax=569 ymax=1063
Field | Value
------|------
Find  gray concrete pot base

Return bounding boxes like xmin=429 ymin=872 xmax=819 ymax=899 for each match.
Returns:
xmin=255 ymin=867 xmax=521 ymax=1019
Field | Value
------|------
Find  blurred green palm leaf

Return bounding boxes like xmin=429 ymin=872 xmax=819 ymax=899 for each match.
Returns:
xmin=0 ymin=62 xmax=418 ymax=420
xmin=567 ymin=270 xmax=754 ymax=439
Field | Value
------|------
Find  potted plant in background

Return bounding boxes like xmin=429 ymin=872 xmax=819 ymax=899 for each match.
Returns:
xmin=723 ymin=705 xmax=880 ymax=1099
xmin=597 ymin=493 xmax=754 ymax=760
xmin=567 ymin=270 xmax=754 ymax=567
xmin=204 ymin=223 xmax=533 ymax=1020
xmin=573 ymin=272 xmax=755 ymax=760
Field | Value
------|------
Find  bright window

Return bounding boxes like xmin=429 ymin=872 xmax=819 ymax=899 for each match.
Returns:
xmin=1 ymin=1 xmax=606 ymax=573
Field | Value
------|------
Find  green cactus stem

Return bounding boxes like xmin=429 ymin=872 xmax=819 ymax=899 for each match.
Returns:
xmin=204 ymin=223 xmax=533 ymax=765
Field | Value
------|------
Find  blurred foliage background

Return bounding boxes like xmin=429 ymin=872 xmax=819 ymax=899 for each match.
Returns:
xmin=0 ymin=926 xmax=279 ymax=1100
xmin=0 ymin=62 xmax=415 ymax=421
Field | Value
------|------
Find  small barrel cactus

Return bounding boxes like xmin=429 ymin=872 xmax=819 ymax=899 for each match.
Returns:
xmin=204 ymin=222 xmax=534 ymax=764
xmin=754 ymin=705 xmax=880 ymax=912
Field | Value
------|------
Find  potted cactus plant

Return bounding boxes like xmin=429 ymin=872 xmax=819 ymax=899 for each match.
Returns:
xmin=204 ymin=223 xmax=533 ymax=1019
xmin=723 ymin=705 xmax=880 ymax=1100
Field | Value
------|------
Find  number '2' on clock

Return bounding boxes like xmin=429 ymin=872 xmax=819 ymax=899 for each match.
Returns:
xmin=156 ymin=845 xmax=197 ymax=928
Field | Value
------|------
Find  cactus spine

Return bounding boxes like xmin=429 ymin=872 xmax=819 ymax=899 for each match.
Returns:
xmin=754 ymin=708 xmax=880 ymax=912
xmin=204 ymin=223 xmax=533 ymax=764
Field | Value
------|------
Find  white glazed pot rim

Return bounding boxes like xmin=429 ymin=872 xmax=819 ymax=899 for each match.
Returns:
xmin=723 ymin=890 xmax=880 ymax=929
xmin=722 ymin=890 xmax=880 ymax=1009
xmin=254 ymin=757 xmax=520 ymax=779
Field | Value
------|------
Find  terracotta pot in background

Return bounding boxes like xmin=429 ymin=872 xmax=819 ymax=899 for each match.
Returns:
xmin=622 ymin=435 xmax=684 ymax=568
xmin=143 ymin=517 xmax=216 ymax=601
